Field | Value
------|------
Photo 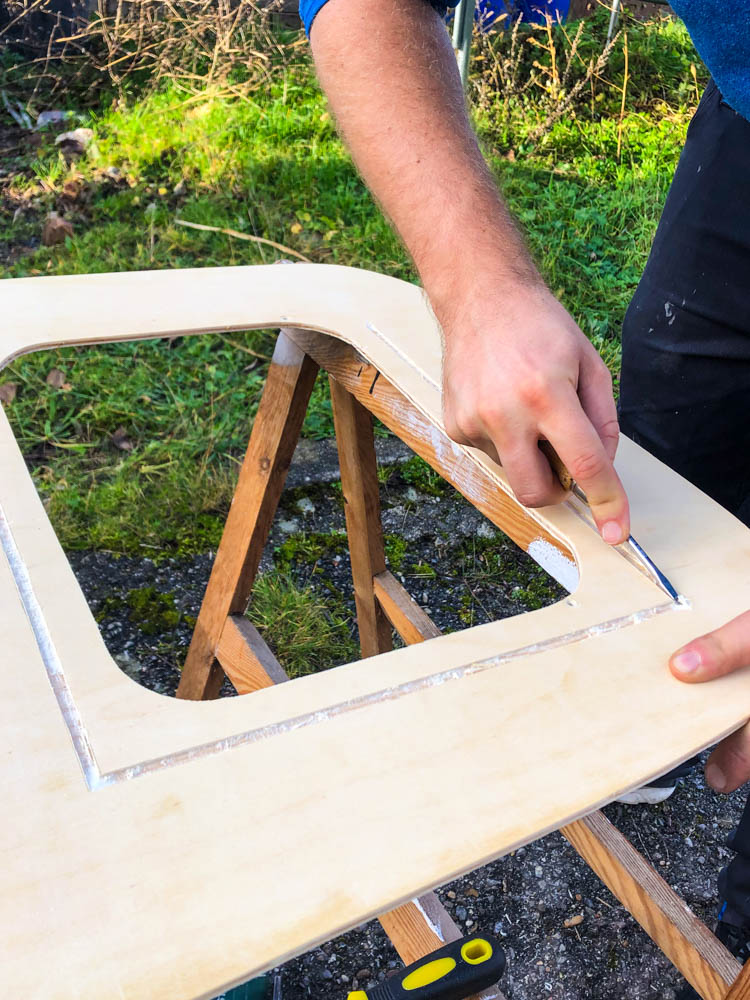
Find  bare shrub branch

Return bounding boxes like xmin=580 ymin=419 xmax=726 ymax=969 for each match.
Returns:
xmin=0 ymin=0 xmax=300 ymax=101
xmin=471 ymin=11 xmax=622 ymax=148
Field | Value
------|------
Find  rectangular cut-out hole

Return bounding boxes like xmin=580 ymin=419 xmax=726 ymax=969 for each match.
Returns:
xmin=1 ymin=334 xmax=566 ymax=700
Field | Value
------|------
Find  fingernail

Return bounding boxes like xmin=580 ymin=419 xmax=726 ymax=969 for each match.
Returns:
xmin=601 ymin=521 xmax=624 ymax=545
xmin=706 ymin=763 xmax=727 ymax=792
xmin=672 ymin=650 xmax=702 ymax=674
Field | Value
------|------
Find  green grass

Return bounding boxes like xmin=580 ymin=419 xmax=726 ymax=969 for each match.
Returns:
xmin=0 ymin=11 xmax=704 ymax=556
xmin=247 ymin=572 xmax=357 ymax=677
xmin=5 ymin=333 xmax=274 ymax=554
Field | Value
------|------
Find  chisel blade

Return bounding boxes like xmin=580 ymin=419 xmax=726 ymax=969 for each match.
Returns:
xmin=539 ymin=441 xmax=680 ymax=602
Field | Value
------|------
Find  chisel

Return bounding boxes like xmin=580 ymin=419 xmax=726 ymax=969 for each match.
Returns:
xmin=540 ymin=441 xmax=679 ymax=602
xmin=347 ymin=934 xmax=505 ymax=1000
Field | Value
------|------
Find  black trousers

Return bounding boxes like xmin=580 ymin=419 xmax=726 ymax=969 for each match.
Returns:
xmin=619 ymin=79 xmax=750 ymax=922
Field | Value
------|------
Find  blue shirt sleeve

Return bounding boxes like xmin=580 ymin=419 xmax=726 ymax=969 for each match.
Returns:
xmin=299 ymin=0 xmax=326 ymax=35
xmin=300 ymin=0 xmax=454 ymax=36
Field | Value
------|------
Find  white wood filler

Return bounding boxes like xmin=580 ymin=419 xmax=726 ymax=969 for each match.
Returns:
xmin=411 ymin=897 xmax=446 ymax=942
xmin=2 ymin=264 xmax=750 ymax=999
xmin=272 ymin=328 xmax=305 ymax=367
xmin=527 ymin=537 xmax=580 ymax=592
xmin=0 ymin=502 xmax=101 ymax=789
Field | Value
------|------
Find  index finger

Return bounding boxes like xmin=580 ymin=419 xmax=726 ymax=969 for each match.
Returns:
xmin=541 ymin=391 xmax=630 ymax=544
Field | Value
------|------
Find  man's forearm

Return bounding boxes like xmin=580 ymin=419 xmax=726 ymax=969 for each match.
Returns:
xmin=309 ymin=0 xmax=538 ymax=312
xmin=309 ymin=0 xmax=630 ymax=542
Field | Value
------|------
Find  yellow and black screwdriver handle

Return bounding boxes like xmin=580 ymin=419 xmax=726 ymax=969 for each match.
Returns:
xmin=347 ymin=934 xmax=505 ymax=1000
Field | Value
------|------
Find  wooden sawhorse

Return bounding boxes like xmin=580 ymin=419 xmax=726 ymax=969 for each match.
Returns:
xmin=177 ymin=325 xmax=750 ymax=1000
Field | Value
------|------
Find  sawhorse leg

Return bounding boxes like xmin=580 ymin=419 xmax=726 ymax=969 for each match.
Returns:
xmin=329 ymin=377 xmax=392 ymax=658
xmin=178 ymin=331 xmax=318 ymax=700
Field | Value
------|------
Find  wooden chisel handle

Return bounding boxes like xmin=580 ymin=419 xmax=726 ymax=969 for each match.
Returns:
xmin=539 ymin=440 xmax=575 ymax=493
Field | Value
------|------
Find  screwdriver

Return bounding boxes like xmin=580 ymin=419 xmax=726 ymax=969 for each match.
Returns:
xmin=347 ymin=934 xmax=505 ymax=1000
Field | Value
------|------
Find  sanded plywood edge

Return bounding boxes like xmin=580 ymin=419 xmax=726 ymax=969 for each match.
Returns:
xmin=0 ymin=389 xmax=668 ymax=777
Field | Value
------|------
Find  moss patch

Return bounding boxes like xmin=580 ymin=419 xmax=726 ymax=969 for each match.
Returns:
xmin=274 ymin=530 xmax=348 ymax=573
xmin=383 ymin=534 xmax=408 ymax=572
xmin=97 ymin=585 xmax=182 ymax=634
xmin=458 ymin=535 xmax=564 ymax=612
xmin=399 ymin=456 xmax=447 ymax=498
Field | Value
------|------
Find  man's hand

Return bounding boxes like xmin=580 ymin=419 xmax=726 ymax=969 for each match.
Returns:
xmin=671 ymin=610 xmax=750 ymax=792
xmin=440 ymin=280 xmax=628 ymax=541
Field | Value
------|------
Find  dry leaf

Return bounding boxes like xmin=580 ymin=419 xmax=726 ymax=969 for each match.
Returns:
xmin=62 ymin=177 xmax=85 ymax=202
xmin=0 ymin=382 xmax=18 ymax=405
xmin=46 ymin=367 xmax=66 ymax=389
xmin=42 ymin=212 xmax=73 ymax=246
xmin=564 ymin=914 xmax=584 ymax=928
xmin=111 ymin=426 xmax=134 ymax=451
xmin=290 ymin=222 xmax=302 ymax=235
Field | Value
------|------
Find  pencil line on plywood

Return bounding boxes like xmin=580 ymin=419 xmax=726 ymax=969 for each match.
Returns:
xmin=365 ymin=321 xmax=441 ymax=393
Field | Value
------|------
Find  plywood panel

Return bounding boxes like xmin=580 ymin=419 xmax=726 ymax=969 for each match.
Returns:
xmin=2 ymin=264 xmax=750 ymax=998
